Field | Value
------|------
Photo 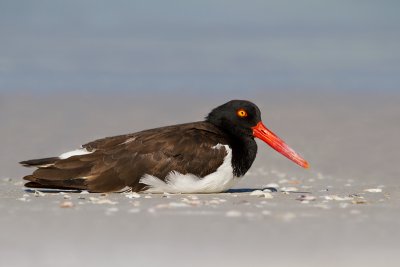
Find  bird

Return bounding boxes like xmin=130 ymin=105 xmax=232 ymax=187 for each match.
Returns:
xmin=20 ymin=100 xmax=309 ymax=193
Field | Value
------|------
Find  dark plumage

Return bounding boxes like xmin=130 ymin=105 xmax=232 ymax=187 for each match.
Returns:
xmin=21 ymin=100 xmax=308 ymax=193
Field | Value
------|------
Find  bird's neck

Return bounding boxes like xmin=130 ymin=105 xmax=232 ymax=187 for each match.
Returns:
xmin=229 ymin=136 xmax=258 ymax=177
xmin=205 ymin=120 xmax=258 ymax=177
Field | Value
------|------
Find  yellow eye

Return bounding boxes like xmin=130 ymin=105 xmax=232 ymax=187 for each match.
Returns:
xmin=237 ymin=109 xmax=248 ymax=118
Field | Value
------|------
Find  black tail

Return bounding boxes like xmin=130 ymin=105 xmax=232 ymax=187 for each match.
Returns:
xmin=20 ymin=157 xmax=59 ymax=167
xmin=20 ymin=155 xmax=92 ymax=191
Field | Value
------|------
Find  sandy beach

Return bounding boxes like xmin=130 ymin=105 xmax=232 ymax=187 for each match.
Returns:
xmin=1 ymin=91 xmax=399 ymax=267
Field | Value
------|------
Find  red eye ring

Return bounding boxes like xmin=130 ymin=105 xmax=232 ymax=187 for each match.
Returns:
xmin=237 ymin=109 xmax=248 ymax=118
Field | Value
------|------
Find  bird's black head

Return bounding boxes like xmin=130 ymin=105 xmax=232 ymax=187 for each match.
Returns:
xmin=206 ymin=99 xmax=310 ymax=169
xmin=206 ymin=100 xmax=262 ymax=138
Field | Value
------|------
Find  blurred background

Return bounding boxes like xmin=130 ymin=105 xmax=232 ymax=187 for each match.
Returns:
xmin=1 ymin=0 xmax=399 ymax=93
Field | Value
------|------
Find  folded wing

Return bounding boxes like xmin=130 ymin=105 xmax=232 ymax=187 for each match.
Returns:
xmin=22 ymin=122 xmax=229 ymax=192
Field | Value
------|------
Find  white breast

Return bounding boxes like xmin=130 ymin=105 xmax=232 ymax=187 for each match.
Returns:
xmin=140 ymin=144 xmax=241 ymax=193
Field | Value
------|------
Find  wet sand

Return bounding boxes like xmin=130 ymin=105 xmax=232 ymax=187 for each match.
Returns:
xmin=1 ymin=91 xmax=399 ymax=266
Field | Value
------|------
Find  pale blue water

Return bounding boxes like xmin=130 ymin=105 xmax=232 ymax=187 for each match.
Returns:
xmin=0 ymin=0 xmax=399 ymax=93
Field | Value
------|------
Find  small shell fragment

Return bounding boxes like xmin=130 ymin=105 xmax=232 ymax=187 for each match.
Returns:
xmin=125 ymin=192 xmax=141 ymax=199
xmin=182 ymin=198 xmax=202 ymax=206
xmin=364 ymin=188 xmax=382 ymax=193
xmin=17 ymin=197 xmax=31 ymax=202
xmin=352 ymin=199 xmax=367 ymax=204
xmin=34 ymin=190 xmax=46 ymax=197
xmin=323 ymin=195 xmax=352 ymax=201
xmin=263 ymin=192 xmax=274 ymax=199
xmin=60 ymin=201 xmax=74 ymax=208
xmin=154 ymin=202 xmax=190 ymax=209
xmin=250 ymin=190 xmax=264 ymax=197
xmin=250 ymin=190 xmax=273 ymax=199
xmin=162 ymin=192 xmax=172 ymax=198
xmin=281 ymin=187 xmax=299 ymax=192
xmin=169 ymin=202 xmax=190 ymax=208
xmin=89 ymin=197 xmax=118 ymax=205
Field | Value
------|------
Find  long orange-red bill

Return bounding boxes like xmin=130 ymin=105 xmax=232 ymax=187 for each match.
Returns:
xmin=252 ymin=122 xmax=309 ymax=169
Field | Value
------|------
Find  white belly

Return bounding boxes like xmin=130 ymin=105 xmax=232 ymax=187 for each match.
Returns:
xmin=140 ymin=144 xmax=241 ymax=193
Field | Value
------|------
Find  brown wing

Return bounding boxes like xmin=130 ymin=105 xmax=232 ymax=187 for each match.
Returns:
xmin=22 ymin=122 xmax=230 ymax=192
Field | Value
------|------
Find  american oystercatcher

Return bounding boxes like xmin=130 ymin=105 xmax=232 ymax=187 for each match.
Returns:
xmin=21 ymin=100 xmax=309 ymax=193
